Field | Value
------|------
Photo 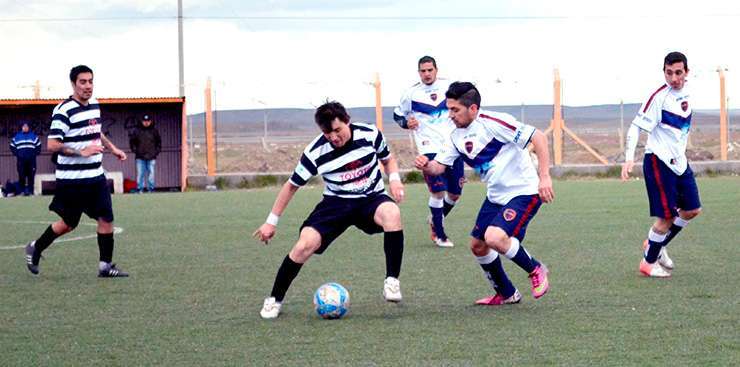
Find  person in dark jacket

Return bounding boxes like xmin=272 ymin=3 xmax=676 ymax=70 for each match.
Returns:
xmin=129 ymin=114 xmax=161 ymax=193
xmin=10 ymin=121 xmax=41 ymax=196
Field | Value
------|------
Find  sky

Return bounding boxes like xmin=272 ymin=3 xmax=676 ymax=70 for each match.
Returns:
xmin=1 ymin=0 xmax=739 ymax=113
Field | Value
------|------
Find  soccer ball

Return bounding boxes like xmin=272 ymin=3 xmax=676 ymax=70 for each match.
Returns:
xmin=313 ymin=282 xmax=350 ymax=319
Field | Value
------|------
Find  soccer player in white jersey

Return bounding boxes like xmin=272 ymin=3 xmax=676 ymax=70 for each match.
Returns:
xmin=621 ymin=52 xmax=702 ymax=278
xmin=254 ymin=101 xmax=406 ymax=319
xmin=416 ymin=82 xmax=553 ymax=305
xmin=24 ymin=65 xmax=129 ymax=278
xmin=394 ymin=56 xmax=462 ymax=248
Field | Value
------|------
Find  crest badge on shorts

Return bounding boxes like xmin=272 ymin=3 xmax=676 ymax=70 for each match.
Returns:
xmin=465 ymin=141 xmax=474 ymax=153
xmin=681 ymin=101 xmax=688 ymax=112
xmin=503 ymin=208 xmax=517 ymax=221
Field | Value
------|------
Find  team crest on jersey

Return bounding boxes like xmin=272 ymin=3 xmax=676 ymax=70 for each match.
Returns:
xmin=503 ymin=208 xmax=517 ymax=221
xmin=345 ymin=160 xmax=363 ymax=170
xmin=430 ymin=93 xmax=438 ymax=101
xmin=681 ymin=101 xmax=688 ymax=112
xmin=88 ymin=118 xmax=98 ymax=126
xmin=465 ymin=141 xmax=474 ymax=153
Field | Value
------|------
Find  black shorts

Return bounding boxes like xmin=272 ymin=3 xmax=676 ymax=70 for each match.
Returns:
xmin=49 ymin=175 xmax=114 ymax=228
xmin=301 ymin=193 xmax=395 ymax=254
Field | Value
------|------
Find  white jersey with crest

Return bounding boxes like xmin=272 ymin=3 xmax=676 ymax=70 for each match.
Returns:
xmin=435 ymin=110 xmax=538 ymax=205
xmin=632 ymin=83 xmax=692 ymax=175
xmin=394 ymin=78 xmax=456 ymax=155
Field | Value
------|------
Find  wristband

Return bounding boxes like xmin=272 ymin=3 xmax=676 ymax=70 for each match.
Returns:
xmin=266 ymin=212 xmax=280 ymax=226
xmin=389 ymin=172 xmax=401 ymax=182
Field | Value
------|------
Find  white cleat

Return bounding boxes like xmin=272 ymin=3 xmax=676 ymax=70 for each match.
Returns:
xmin=639 ymin=259 xmax=671 ymax=278
xmin=260 ymin=297 xmax=282 ymax=319
xmin=383 ymin=277 xmax=402 ymax=302
xmin=658 ymin=247 xmax=674 ymax=270
xmin=434 ymin=237 xmax=454 ymax=248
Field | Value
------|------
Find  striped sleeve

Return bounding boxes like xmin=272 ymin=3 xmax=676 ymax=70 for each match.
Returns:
xmin=289 ymin=153 xmax=318 ymax=187
xmin=632 ymin=85 xmax=666 ymax=132
xmin=48 ymin=106 xmax=70 ymax=140
xmin=374 ymin=129 xmax=391 ymax=160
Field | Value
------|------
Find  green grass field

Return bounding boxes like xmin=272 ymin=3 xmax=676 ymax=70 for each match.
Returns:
xmin=1 ymin=178 xmax=738 ymax=366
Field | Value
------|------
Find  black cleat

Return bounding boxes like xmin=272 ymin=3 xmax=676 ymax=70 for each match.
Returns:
xmin=98 ymin=263 xmax=129 ymax=278
xmin=25 ymin=241 xmax=39 ymax=275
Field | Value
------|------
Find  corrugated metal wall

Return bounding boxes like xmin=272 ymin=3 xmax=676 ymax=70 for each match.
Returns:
xmin=0 ymin=100 xmax=183 ymax=192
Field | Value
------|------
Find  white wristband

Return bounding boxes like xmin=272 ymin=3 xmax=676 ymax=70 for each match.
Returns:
xmin=389 ymin=172 xmax=401 ymax=182
xmin=266 ymin=212 xmax=280 ymax=226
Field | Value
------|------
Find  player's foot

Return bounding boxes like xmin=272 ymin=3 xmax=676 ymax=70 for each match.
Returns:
xmin=383 ymin=277 xmax=402 ymax=302
xmin=528 ymin=264 xmax=549 ymax=299
xmin=642 ymin=240 xmax=674 ymax=270
xmin=24 ymin=241 xmax=39 ymax=275
xmin=475 ymin=289 xmax=522 ymax=305
xmin=426 ymin=214 xmax=437 ymax=242
xmin=434 ymin=237 xmax=454 ymax=248
xmin=639 ymin=259 xmax=671 ymax=278
xmin=98 ymin=263 xmax=129 ymax=278
xmin=260 ymin=297 xmax=282 ymax=319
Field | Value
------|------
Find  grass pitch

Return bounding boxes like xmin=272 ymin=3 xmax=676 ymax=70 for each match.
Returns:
xmin=1 ymin=178 xmax=738 ymax=366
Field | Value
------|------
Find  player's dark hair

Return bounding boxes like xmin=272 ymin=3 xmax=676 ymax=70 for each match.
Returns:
xmin=664 ymin=52 xmax=688 ymax=71
xmin=315 ymin=101 xmax=350 ymax=132
xmin=445 ymin=82 xmax=481 ymax=109
xmin=418 ymin=56 xmax=437 ymax=69
xmin=70 ymin=65 xmax=93 ymax=83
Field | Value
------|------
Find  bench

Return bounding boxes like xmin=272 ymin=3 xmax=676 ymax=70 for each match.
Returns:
xmin=34 ymin=171 xmax=124 ymax=195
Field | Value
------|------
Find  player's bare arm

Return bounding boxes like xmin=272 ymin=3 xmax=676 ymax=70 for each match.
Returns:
xmin=621 ymin=123 xmax=640 ymax=181
xmin=406 ymin=115 xmax=419 ymax=130
xmin=47 ymin=138 xmax=103 ymax=157
xmin=530 ymin=130 xmax=554 ymax=203
xmin=380 ymin=155 xmax=405 ymax=203
xmin=414 ymin=154 xmax=446 ymax=176
xmin=100 ymin=133 xmax=127 ymax=161
xmin=253 ymin=181 xmax=300 ymax=244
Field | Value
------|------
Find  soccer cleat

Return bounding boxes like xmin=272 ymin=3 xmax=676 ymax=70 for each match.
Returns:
xmin=475 ymin=289 xmax=522 ymax=305
xmin=260 ymin=297 xmax=282 ymax=319
xmin=642 ymin=240 xmax=674 ymax=270
xmin=24 ymin=241 xmax=39 ymax=275
xmin=98 ymin=263 xmax=129 ymax=278
xmin=383 ymin=277 xmax=402 ymax=302
xmin=426 ymin=214 xmax=437 ymax=242
xmin=528 ymin=264 xmax=550 ymax=299
xmin=639 ymin=259 xmax=671 ymax=278
xmin=434 ymin=237 xmax=454 ymax=248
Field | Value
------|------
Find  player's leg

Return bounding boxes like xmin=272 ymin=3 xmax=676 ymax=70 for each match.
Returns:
xmin=25 ymin=219 xmax=75 ymax=275
xmin=470 ymin=238 xmax=520 ymax=305
xmin=442 ymin=157 xmax=465 ymax=217
xmin=146 ymin=160 xmax=156 ymax=192
xmin=135 ymin=158 xmax=145 ymax=193
xmin=483 ymin=195 xmax=549 ymax=298
xmin=91 ymin=178 xmax=127 ymax=278
xmin=639 ymin=154 xmax=678 ymax=277
xmin=372 ymin=200 xmax=404 ymax=302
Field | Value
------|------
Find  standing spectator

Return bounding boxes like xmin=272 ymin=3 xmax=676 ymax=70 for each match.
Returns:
xmin=10 ymin=121 xmax=41 ymax=196
xmin=129 ymin=114 xmax=161 ymax=193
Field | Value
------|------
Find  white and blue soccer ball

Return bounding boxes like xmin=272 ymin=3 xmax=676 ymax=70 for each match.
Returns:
xmin=313 ymin=282 xmax=350 ymax=319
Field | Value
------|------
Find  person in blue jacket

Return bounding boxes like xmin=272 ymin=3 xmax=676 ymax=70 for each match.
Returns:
xmin=10 ymin=121 xmax=41 ymax=196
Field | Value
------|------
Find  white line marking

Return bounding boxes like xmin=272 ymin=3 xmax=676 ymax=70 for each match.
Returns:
xmin=0 ymin=220 xmax=123 ymax=250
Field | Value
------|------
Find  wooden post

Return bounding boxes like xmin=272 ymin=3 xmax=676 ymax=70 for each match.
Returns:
xmin=374 ymin=73 xmax=383 ymax=131
xmin=181 ymin=98 xmax=188 ymax=191
xmin=205 ymin=77 xmax=216 ymax=176
xmin=551 ymin=69 xmax=563 ymax=165
xmin=34 ymin=80 xmax=41 ymax=99
xmin=719 ymin=68 xmax=728 ymax=161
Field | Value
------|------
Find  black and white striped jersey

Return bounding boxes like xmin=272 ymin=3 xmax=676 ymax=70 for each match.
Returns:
xmin=48 ymin=97 xmax=104 ymax=181
xmin=290 ymin=122 xmax=392 ymax=198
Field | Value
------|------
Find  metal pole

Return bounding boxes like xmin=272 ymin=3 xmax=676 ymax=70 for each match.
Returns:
xmin=178 ymin=0 xmax=185 ymax=97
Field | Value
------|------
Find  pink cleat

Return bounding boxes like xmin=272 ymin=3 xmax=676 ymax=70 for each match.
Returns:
xmin=528 ymin=265 xmax=550 ymax=299
xmin=475 ymin=289 xmax=522 ymax=305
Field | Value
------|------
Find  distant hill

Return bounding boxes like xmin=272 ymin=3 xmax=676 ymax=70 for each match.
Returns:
xmin=188 ymin=104 xmax=734 ymax=137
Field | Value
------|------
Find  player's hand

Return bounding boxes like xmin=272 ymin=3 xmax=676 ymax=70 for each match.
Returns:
xmin=414 ymin=155 xmax=429 ymax=170
xmin=112 ymin=147 xmax=127 ymax=161
xmin=538 ymin=174 xmax=554 ymax=203
xmin=389 ymin=180 xmax=405 ymax=203
xmin=252 ymin=223 xmax=276 ymax=245
xmin=407 ymin=116 xmax=419 ymax=130
xmin=80 ymin=144 xmax=104 ymax=157
xmin=621 ymin=160 xmax=634 ymax=181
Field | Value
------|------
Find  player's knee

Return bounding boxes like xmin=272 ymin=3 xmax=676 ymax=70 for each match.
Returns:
xmin=484 ymin=229 xmax=508 ymax=252
xmin=97 ymin=220 xmax=114 ymax=234
xmin=53 ymin=220 xmax=75 ymax=234
xmin=469 ymin=240 xmax=488 ymax=256
xmin=447 ymin=193 xmax=460 ymax=202
xmin=653 ymin=219 xmax=672 ymax=234
xmin=682 ymin=208 xmax=701 ymax=220
xmin=292 ymin=239 xmax=321 ymax=262
xmin=378 ymin=203 xmax=402 ymax=230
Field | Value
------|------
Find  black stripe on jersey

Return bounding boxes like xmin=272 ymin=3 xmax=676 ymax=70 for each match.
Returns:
xmin=68 ymin=119 xmax=98 ymax=130
xmin=326 ymin=171 xmax=383 ymax=196
xmin=55 ymin=161 xmax=102 ymax=171
xmin=325 ymin=151 xmax=375 ymax=174
xmin=66 ymin=103 xmax=100 ymax=117
xmin=290 ymin=172 xmax=307 ymax=186
xmin=52 ymin=113 xmax=71 ymax=126
xmin=49 ymin=128 xmax=65 ymax=137
xmin=352 ymin=124 xmax=374 ymax=133
xmin=63 ymin=132 xmax=100 ymax=143
xmin=309 ymin=135 xmax=329 ymax=153
xmin=315 ymin=139 xmax=373 ymax=167
xmin=322 ymin=163 xmax=377 ymax=185
xmin=300 ymin=154 xmax=318 ymax=175
xmin=377 ymin=146 xmax=390 ymax=160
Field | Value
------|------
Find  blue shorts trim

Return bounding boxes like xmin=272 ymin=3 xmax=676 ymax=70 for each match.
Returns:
xmin=642 ymin=154 xmax=701 ymax=219
xmin=424 ymin=154 xmax=465 ymax=195
xmin=470 ymin=194 xmax=542 ymax=241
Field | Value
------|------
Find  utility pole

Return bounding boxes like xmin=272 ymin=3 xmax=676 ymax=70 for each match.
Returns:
xmin=178 ymin=0 xmax=185 ymax=97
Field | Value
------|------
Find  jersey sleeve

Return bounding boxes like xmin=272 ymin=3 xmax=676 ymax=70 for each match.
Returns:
xmin=632 ymin=88 xmax=665 ymax=132
xmin=434 ymin=135 xmax=460 ymax=166
xmin=374 ymin=128 xmax=391 ymax=160
xmin=48 ymin=106 xmax=70 ymax=141
xmin=289 ymin=150 xmax=318 ymax=187
xmin=482 ymin=113 xmax=535 ymax=150
xmin=393 ymin=89 xmax=413 ymax=128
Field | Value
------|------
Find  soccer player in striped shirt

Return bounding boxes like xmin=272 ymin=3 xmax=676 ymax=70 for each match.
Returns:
xmin=24 ymin=65 xmax=129 ymax=278
xmin=254 ymin=101 xmax=406 ymax=319
xmin=416 ymin=82 xmax=552 ymax=305
xmin=621 ymin=52 xmax=702 ymax=278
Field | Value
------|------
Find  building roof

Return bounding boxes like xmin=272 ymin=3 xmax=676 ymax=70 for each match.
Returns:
xmin=0 ymin=97 xmax=185 ymax=106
